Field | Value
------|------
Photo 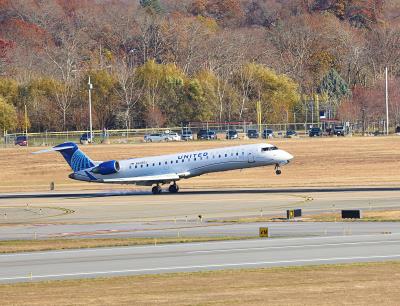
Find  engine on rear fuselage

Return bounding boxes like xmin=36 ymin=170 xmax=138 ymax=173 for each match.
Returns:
xmin=91 ymin=160 xmax=120 ymax=175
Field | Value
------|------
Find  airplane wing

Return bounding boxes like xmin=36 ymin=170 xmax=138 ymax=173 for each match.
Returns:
xmin=101 ymin=173 xmax=181 ymax=185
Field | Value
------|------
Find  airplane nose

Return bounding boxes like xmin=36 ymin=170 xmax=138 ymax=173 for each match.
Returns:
xmin=277 ymin=150 xmax=293 ymax=164
xmin=286 ymin=152 xmax=294 ymax=160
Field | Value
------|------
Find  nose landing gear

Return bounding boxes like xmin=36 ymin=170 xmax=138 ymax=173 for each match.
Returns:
xmin=275 ymin=164 xmax=282 ymax=175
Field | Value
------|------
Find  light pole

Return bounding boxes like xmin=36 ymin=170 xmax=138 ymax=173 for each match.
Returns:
xmin=88 ymin=76 xmax=93 ymax=142
xmin=385 ymin=67 xmax=389 ymax=135
xmin=24 ymin=104 xmax=28 ymax=147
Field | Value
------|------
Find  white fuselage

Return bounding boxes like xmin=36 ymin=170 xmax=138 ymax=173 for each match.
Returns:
xmin=72 ymin=143 xmax=293 ymax=185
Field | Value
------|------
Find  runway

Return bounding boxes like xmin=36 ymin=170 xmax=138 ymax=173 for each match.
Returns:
xmin=1 ymin=187 xmax=400 ymax=240
xmin=2 ymin=187 xmax=400 ymax=226
xmin=1 ymin=233 xmax=400 ymax=283
xmin=1 ymin=187 xmax=400 ymax=283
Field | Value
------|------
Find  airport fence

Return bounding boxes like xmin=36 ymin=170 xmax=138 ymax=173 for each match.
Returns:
xmin=1 ymin=123 xmax=311 ymax=147
xmin=0 ymin=120 xmax=388 ymax=148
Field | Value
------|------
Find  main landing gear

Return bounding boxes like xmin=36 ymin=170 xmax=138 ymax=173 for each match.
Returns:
xmin=168 ymin=182 xmax=179 ymax=193
xmin=151 ymin=185 xmax=162 ymax=194
xmin=275 ymin=164 xmax=282 ymax=175
xmin=151 ymin=182 xmax=180 ymax=194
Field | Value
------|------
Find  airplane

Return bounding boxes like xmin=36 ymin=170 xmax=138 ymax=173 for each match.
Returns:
xmin=34 ymin=142 xmax=293 ymax=194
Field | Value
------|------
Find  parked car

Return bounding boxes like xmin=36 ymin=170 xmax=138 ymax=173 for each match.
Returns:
xmin=207 ymin=130 xmax=217 ymax=140
xmin=285 ymin=130 xmax=297 ymax=138
xmin=226 ymin=130 xmax=238 ymax=140
xmin=309 ymin=127 xmax=322 ymax=137
xmin=164 ymin=132 xmax=181 ymax=141
xmin=247 ymin=129 xmax=259 ymax=139
xmin=197 ymin=129 xmax=208 ymax=140
xmin=80 ymin=133 xmax=93 ymax=144
xmin=181 ymin=130 xmax=193 ymax=141
xmin=325 ymin=127 xmax=333 ymax=136
xmin=144 ymin=133 xmax=166 ymax=142
xmin=262 ymin=129 xmax=274 ymax=139
xmin=197 ymin=129 xmax=217 ymax=140
xmin=333 ymin=125 xmax=345 ymax=136
xmin=15 ymin=135 xmax=28 ymax=146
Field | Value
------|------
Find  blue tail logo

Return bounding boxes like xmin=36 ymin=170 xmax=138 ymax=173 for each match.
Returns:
xmin=54 ymin=142 xmax=95 ymax=172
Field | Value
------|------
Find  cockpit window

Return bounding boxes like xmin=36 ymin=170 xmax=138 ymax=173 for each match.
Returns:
xmin=261 ymin=146 xmax=278 ymax=152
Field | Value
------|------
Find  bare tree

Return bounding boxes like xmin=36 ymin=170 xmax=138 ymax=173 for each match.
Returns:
xmin=44 ymin=27 xmax=84 ymax=129
xmin=113 ymin=54 xmax=144 ymax=130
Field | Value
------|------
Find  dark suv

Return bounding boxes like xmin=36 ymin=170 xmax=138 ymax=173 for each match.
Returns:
xmin=80 ymin=133 xmax=93 ymax=144
xmin=226 ymin=130 xmax=238 ymax=139
xmin=197 ymin=129 xmax=208 ymax=140
xmin=247 ymin=129 xmax=259 ymax=139
xmin=207 ymin=130 xmax=217 ymax=140
xmin=309 ymin=127 xmax=322 ymax=137
xmin=285 ymin=130 xmax=297 ymax=138
xmin=15 ymin=135 xmax=28 ymax=146
xmin=333 ymin=125 xmax=345 ymax=136
xmin=197 ymin=129 xmax=217 ymax=140
xmin=262 ymin=129 xmax=274 ymax=139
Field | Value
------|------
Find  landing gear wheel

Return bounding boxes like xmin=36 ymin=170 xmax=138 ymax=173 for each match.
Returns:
xmin=274 ymin=164 xmax=281 ymax=175
xmin=152 ymin=185 xmax=162 ymax=194
xmin=168 ymin=184 xmax=179 ymax=193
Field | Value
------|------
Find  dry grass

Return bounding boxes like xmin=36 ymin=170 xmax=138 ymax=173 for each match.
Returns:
xmin=209 ymin=210 xmax=400 ymax=224
xmin=305 ymin=210 xmax=400 ymax=222
xmin=0 ymin=236 xmax=253 ymax=254
xmin=2 ymin=136 xmax=400 ymax=192
xmin=1 ymin=261 xmax=400 ymax=305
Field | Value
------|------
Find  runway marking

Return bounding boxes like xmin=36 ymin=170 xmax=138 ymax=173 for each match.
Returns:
xmin=186 ymin=239 xmax=400 ymax=254
xmin=1 ymin=254 xmax=400 ymax=282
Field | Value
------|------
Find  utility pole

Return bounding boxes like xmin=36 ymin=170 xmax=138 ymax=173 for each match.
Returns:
xmin=385 ymin=67 xmax=389 ymax=135
xmin=362 ymin=108 xmax=366 ymax=136
xmin=88 ymin=76 xmax=93 ymax=142
xmin=257 ymin=100 xmax=262 ymax=135
xmin=311 ymin=99 xmax=314 ymax=127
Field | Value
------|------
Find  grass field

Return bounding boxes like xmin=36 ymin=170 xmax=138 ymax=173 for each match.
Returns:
xmin=305 ymin=210 xmax=400 ymax=222
xmin=0 ymin=236 xmax=255 ymax=254
xmin=1 ymin=261 xmax=400 ymax=305
xmin=1 ymin=136 xmax=400 ymax=192
xmin=209 ymin=210 xmax=400 ymax=223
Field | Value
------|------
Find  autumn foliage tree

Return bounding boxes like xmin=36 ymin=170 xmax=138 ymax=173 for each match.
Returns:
xmin=0 ymin=39 xmax=13 ymax=74
xmin=0 ymin=0 xmax=398 ymax=132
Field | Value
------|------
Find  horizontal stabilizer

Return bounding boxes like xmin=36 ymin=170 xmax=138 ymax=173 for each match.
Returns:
xmin=33 ymin=146 xmax=75 ymax=154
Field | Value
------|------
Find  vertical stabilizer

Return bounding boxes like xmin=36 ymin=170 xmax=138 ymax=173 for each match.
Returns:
xmin=48 ymin=142 xmax=95 ymax=172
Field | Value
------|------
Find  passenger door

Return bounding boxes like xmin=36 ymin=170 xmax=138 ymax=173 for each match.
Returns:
xmin=247 ymin=152 xmax=255 ymax=163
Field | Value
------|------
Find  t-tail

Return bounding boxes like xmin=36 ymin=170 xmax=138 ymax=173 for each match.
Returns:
xmin=34 ymin=142 xmax=95 ymax=172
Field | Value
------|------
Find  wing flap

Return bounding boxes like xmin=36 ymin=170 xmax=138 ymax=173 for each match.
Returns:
xmin=102 ymin=173 xmax=180 ymax=183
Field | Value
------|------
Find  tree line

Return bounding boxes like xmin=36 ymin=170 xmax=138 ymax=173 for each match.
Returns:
xmin=0 ymin=0 xmax=399 ymax=132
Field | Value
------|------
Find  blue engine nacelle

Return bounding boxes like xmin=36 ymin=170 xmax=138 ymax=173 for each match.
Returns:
xmin=91 ymin=160 xmax=120 ymax=175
